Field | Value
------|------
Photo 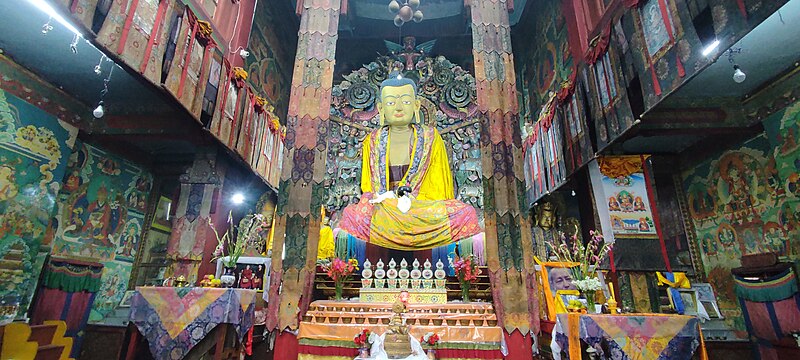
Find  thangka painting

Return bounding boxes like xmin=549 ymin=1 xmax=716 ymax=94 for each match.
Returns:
xmin=596 ymin=156 xmax=658 ymax=239
xmin=0 ymin=88 xmax=77 ymax=318
xmin=51 ymin=142 xmax=153 ymax=262
xmin=601 ymin=173 xmax=657 ymax=238
xmin=682 ymin=101 xmax=800 ymax=336
xmin=637 ymin=0 xmax=678 ymax=60
xmin=324 ymin=46 xmax=483 ymax=224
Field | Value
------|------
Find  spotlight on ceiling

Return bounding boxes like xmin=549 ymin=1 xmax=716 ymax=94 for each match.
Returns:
xmin=231 ymin=192 xmax=246 ymax=205
xmin=701 ymin=39 xmax=720 ymax=56
xmin=732 ymin=65 xmax=746 ymax=83
xmin=28 ymin=0 xmax=83 ymax=37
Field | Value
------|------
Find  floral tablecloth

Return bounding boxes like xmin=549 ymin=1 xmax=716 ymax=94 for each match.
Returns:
xmin=550 ymin=313 xmax=708 ymax=360
xmin=130 ymin=287 xmax=257 ymax=360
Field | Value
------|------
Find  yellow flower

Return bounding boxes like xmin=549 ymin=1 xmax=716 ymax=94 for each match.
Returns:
xmin=197 ymin=20 xmax=213 ymax=38
xmin=233 ymin=67 xmax=248 ymax=81
xmin=255 ymin=96 xmax=267 ymax=107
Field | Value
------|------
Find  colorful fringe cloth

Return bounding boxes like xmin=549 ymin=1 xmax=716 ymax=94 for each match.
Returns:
xmin=41 ymin=258 xmax=104 ymax=292
xmin=733 ymin=268 xmax=798 ymax=302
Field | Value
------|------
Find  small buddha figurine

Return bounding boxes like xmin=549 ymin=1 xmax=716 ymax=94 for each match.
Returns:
xmin=338 ymin=73 xmax=480 ymax=250
xmin=385 ymin=291 xmax=412 ymax=357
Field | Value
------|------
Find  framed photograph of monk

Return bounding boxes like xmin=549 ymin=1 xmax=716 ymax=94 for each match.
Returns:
xmin=539 ymin=261 xmax=580 ymax=320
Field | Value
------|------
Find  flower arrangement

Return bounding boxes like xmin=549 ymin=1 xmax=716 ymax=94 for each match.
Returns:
xmin=280 ymin=126 xmax=287 ymax=141
xmin=450 ymin=254 xmax=481 ymax=302
xmin=546 ymin=230 xmax=612 ymax=282
xmin=210 ymin=212 xmax=267 ymax=269
xmin=321 ymin=258 xmax=358 ymax=300
xmin=354 ymin=328 xmax=372 ymax=347
xmin=420 ymin=332 xmax=440 ymax=347
xmin=546 ymin=230 xmax=612 ymax=311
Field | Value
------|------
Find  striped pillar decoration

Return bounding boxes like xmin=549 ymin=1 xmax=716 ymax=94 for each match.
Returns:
xmin=266 ymin=0 xmax=342 ymax=333
xmin=467 ymin=0 xmax=539 ymax=342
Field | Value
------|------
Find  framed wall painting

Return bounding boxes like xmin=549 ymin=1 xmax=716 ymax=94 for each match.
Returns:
xmin=151 ymin=196 xmax=173 ymax=232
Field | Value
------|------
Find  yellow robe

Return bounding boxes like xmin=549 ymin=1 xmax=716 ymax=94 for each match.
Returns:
xmin=338 ymin=125 xmax=480 ymax=250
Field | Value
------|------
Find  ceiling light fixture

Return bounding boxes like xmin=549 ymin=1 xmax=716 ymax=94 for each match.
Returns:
xmin=701 ymin=39 xmax=720 ymax=56
xmin=732 ymin=65 xmax=746 ymax=83
xmin=28 ymin=0 xmax=83 ymax=37
xmin=93 ymin=64 xmax=114 ymax=118
xmin=231 ymin=192 xmax=246 ymax=205
xmin=389 ymin=0 xmax=423 ymax=27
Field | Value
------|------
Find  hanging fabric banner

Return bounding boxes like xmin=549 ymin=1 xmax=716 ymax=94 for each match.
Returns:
xmin=596 ymin=156 xmax=658 ymax=239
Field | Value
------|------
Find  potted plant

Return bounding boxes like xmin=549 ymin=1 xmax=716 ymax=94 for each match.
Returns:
xmin=353 ymin=328 xmax=373 ymax=357
xmin=451 ymin=254 xmax=480 ymax=302
xmin=420 ymin=332 xmax=440 ymax=359
xmin=210 ymin=212 xmax=266 ymax=287
xmin=546 ymin=230 xmax=613 ymax=312
xmin=321 ymin=258 xmax=358 ymax=300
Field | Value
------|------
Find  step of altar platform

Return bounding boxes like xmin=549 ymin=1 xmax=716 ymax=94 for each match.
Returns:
xmin=313 ymin=266 xmax=492 ymax=302
xmin=302 ymin=301 xmax=499 ymax=327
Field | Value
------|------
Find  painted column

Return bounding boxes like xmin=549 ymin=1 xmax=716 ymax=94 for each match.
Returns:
xmin=166 ymin=150 xmax=224 ymax=283
xmin=266 ymin=0 xmax=342 ymax=332
xmin=467 ymin=0 xmax=539 ymax=341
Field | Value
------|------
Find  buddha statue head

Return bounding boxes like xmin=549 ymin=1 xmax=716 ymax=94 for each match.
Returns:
xmin=378 ymin=73 xmax=421 ymax=127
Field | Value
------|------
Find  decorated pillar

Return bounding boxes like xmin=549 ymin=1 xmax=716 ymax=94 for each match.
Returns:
xmin=267 ymin=0 xmax=342 ymax=332
xmin=166 ymin=150 xmax=224 ymax=283
xmin=467 ymin=0 xmax=539 ymax=343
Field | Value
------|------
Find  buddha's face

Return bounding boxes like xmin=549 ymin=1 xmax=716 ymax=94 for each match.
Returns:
xmin=378 ymin=84 xmax=420 ymax=127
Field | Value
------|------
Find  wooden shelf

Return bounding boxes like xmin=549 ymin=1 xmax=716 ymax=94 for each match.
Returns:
xmin=313 ymin=266 xmax=493 ymax=301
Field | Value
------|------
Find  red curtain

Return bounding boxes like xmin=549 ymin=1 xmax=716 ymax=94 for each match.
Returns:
xmin=31 ymin=288 xmax=95 ymax=358
xmin=503 ymin=330 xmax=533 ymax=360
xmin=275 ymin=331 xmax=300 ymax=360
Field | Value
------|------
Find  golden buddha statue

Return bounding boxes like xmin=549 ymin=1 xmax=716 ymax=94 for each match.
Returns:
xmin=338 ymin=74 xmax=480 ymax=250
xmin=384 ymin=295 xmax=411 ymax=357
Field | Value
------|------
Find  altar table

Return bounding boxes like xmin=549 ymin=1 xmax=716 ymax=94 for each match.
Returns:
xmin=129 ymin=287 xmax=257 ymax=360
xmin=298 ymin=300 xmax=504 ymax=359
xmin=550 ymin=313 xmax=708 ymax=360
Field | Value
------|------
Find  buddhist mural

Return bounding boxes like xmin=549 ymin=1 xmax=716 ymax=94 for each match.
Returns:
xmin=325 ymin=50 xmax=484 ymax=223
xmin=521 ymin=0 xmax=573 ymax=112
xmin=682 ymin=101 xmax=800 ymax=335
xmin=50 ymin=141 xmax=153 ymax=322
xmin=246 ymin=0 xmax=293 ymax=122
xmin=0 ymin=88 xmax=77 ymax=318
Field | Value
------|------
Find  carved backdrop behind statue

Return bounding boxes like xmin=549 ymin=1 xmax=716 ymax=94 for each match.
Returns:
xmin=324 ymin=53 xmax=484 ymax=226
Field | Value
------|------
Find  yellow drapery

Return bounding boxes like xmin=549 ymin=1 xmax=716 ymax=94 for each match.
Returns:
xmin=360 ymin=127 xmax=455 ymax=201
xmin=597 ymin=155 xmax=651 ymax=178
xmin=317 ymin=225 xmax=335 ymax=260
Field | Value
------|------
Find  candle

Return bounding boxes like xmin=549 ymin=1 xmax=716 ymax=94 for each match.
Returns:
xmin=608 ymin=282 xmax=616 ymax=301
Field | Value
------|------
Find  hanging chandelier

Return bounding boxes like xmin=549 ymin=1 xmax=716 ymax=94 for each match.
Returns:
xmin=389 ymin=0 xmax=423 ymax=27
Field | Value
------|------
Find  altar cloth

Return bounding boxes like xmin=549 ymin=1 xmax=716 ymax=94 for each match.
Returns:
xmin=130 ymin=287 xmax=257 ymax=360
xmin=550 ymin=313 xmax=708 ymax=360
